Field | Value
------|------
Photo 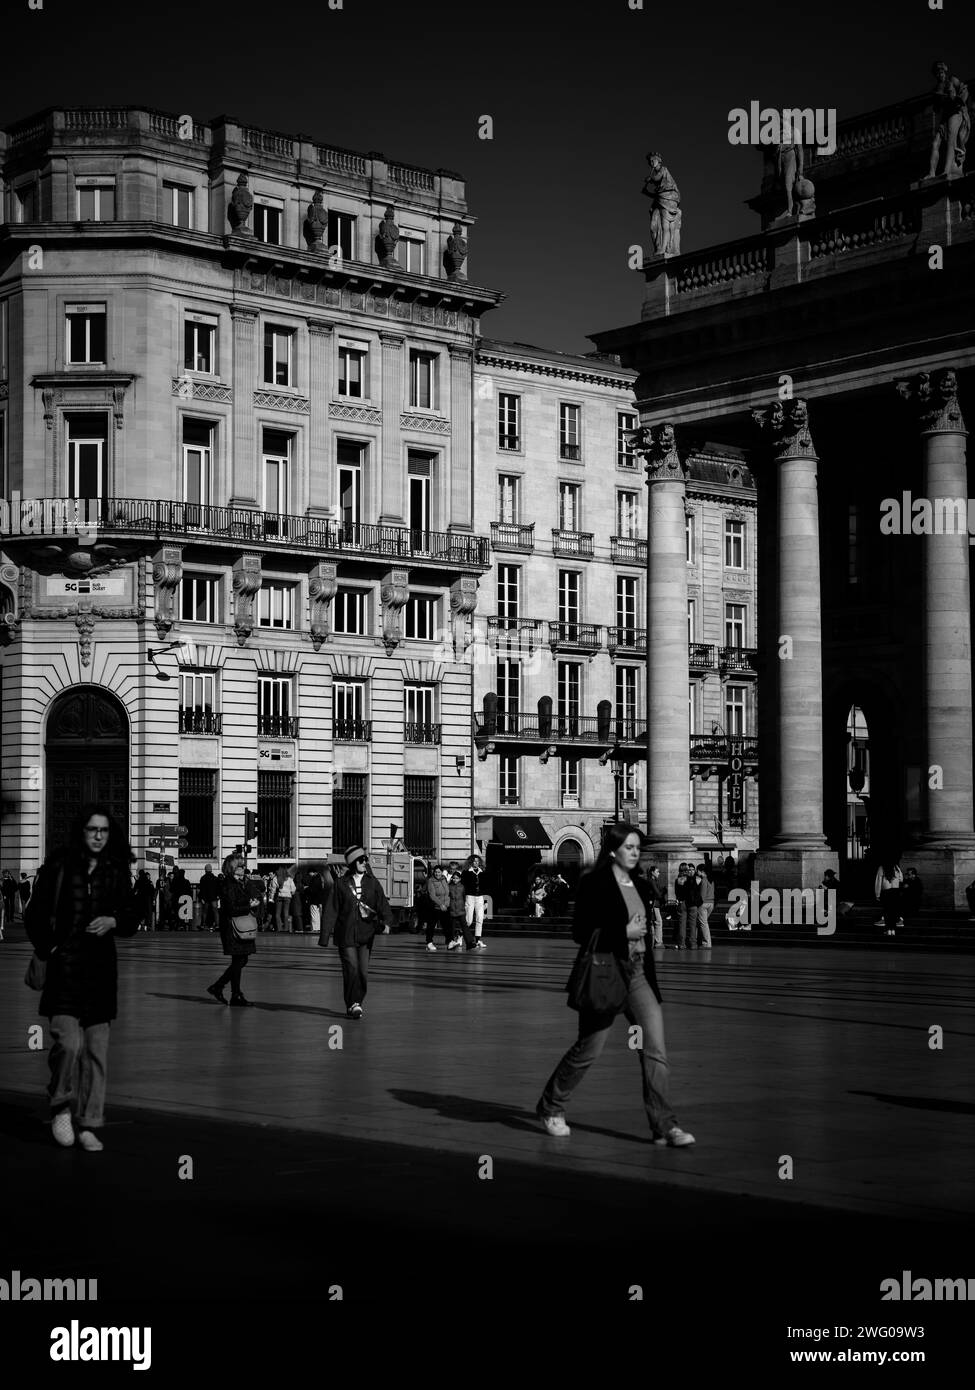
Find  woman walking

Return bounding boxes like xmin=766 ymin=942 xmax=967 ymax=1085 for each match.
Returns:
xmin=24 ymin=804 xmax=140 ymax=1152
xmin=874 ymin=857 xmax=904 ymax=937
xmin=207 ymin=853 xmax=261 ymax=1006
xmin=425 ymin=864 xmax=450 ymax=951
xmin=536 ymin=823 xmax=696 ymax=1147
xmin=320 ymin=846 xmax=393 ymax=1019
xmin=462 ymin=854 xmax=488 ymax=950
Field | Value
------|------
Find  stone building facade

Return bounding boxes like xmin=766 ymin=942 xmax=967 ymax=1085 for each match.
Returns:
xmin=0 ymin=107 xmax=501 ymax=874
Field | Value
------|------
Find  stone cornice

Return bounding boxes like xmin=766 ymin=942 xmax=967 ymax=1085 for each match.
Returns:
xmin=475 ymin=349 xmax=636 ymax=392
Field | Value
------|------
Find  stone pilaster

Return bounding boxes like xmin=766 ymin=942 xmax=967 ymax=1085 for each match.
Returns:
xmin=307 ymin=320 xmax=333 ymax=516
xmin=230 ymin=307 xmax=259 ymax=506
xmin=449 ymin=346 xmax=473 ymax=532
xmin=751 ymin=399 xmax=836 ymax=891
xmin=379 ymin=332 xmax=405 ymax=525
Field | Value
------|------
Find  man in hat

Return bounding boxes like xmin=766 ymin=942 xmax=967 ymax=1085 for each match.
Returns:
xmin=319 ymin=846 xmax=393 ymax=1019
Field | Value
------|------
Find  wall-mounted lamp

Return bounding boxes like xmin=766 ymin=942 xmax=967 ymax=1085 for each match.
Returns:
xmin=598 ymin=743 xmax=620 ymax=767
xmin=147 ymin=640 xmax=184 ymax=682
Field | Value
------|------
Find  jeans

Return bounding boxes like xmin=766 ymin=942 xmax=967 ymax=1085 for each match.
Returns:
xmin=201 ymin=901 xmax=219 ymax=932
xmin=693 ymin=905 xmax=712 ymax=947
xmin=48 ymin=1015 xmax=111 ymax=1130
xmin=538 ymin=958 xmax=679 ymax=1139
xmin=465 ymin=895 xmax=485 ymax=937
xmin=275 ymin=896 xmax=294 ymax=931
xmin=649 ymin=906 xmax=663 ymax=947
xmin=338 ymin=943 xmax=372 ymax=1009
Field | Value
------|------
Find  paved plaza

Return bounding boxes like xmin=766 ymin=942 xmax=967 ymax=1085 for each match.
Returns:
xmin=1 ymin=930 xmax=973 ymax=1367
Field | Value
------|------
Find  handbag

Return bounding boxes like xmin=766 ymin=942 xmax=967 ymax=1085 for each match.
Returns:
xmin=565 ymin=928 xmax=629 ymax=1014
xmin=232 ymin=913 xmax=258 ymax=941
xmin=24 ymin=864 xmax=65 ymax=991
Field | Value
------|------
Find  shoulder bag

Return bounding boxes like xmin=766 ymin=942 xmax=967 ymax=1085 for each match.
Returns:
xmin=232 ymin=913 xmax=258 ymax=940
xmin=565 ymin=926 xmax=629 ymax=1015
xmin=24 ymin=864 xmax=65 ymax=991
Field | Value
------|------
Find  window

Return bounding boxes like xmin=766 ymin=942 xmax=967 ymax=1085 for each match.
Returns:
xmin=333 ymin=772 xmax=367 ymax=852
xmin=496 ymin=564 xmax=520 ymax=625
xmin=180 ymin=769 xmax=216 ymax=857
xmin=409 ymin=351 xmax=437 ymax=410
xmin=405 ymin=684 xmax=437 ymax=738
xmin=399 ymin=231 xmax=426 ymax=274
xmin=264 ymin=326 xmax=294 ymax=387
xmin=338 ymin=340 xmax=368 ymax=398
xmin=181 ymin=572 xmax=220 ymax=623
xmin=404 ymin=776 xmax=437 ymax=855
xmin=558 ymin=570 xmax=580 ymax=626
xmin=617 ymin=411 xmax=638 ymax=468
xmin=498 ymin=393 xmax=521 ymax=451
xmin=687 ymin=598 xmax=696 ymax=643
xmin=184 ymin=316 xmax=216 ymax=374
xmin=408 ymin=452 xmax=432 ymax=545
xmin=724 ymin=517 xmax=746 ymax=570
xmin=558 ymin=481 xmax=581 ymax=532
xmin=499 ymin=753 xmax=519 ymax=806
xmin=616 ymin=665 xmax=638 ymax=726
xmin=405 ymin=593 xmax=436 ymax=640
xmin=559 ymin=403 xmax=581 ymax=461
xmin=66 ymin=305 xmax=106 ymax=365
xmin=328 ymin=210 xmax=356 ymax=261
xmin=725 ymin=603 xmax=746 ymax=648
xmin=496 ymin=659 xmax=520 ymax=733
xmin=333 ymin=588 xmax=368 ymax=635
xmin=164 ymin=182 xmax=193 ymax=229
xmin=617 ymin=490 xmax=639 ymax=539
xmin=725 ymin=685 xmax=747 ymax=735
xmin=557 ymin=662 xmax=581 ymax=729
xmin=686 ymin=512 xmax=696 ymax=563
xmin=337 ymin=440 xmax=363 ymax=527
xmin=561 ymin=757 xmax=580 ymax=808
xmin=182 ymin=418 xmax=213 ymax=507
xmin=15 ymin=184 xmax=37 ymax=222
xmin=76 ymin=182 xmax=115 ymax=221
xmin=253 ymin=202 xmax=282 ymax=245
xmin=258 ymin=582 xmax=296 ymax=630
xmin=333 ymin=681 xmax=367 ymax=740
xmin=65 ymin=414 xmax=108 ymax=497
xmin=263 ymin=428 xmax=291 ymax=517
xmin=498 ymin=474 xmax=520 ymax=524
xmin=688 ymin=683 xmax=696 ymax=736
xmin=258 ymin=676 xmax=293 ymax=736
xmin=616 ymin=576 xmax=637 ymax=631
xmin=179 ymin=672 xmax=217 ymax=734
xmin=258 ymin=770 xmax=294 ymax=857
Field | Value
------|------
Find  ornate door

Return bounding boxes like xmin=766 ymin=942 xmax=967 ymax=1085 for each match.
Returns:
xmin=45 ymin=689 xmax=129 ymax=853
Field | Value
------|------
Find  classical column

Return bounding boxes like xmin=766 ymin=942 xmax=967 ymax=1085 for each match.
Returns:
xmin=379 ymin=332 xmax=405 ymax=525
xmin=230 ymin=307 xmax=259 ymax=506
xmin=752 ymin=399 xmax=835 ymax=890
xmin=448 ymin=346 xmax=473 ymax=532
xmin=895 ymin=369 xmax=975 ymax=906
xmin=306 ymin=320 xmax=333 ymax=516
xmin=637 ymin=424 xmax=696 ymax=874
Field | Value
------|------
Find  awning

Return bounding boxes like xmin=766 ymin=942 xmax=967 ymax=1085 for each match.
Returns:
xmin=488 ymin=816 xmax=553 ymax=849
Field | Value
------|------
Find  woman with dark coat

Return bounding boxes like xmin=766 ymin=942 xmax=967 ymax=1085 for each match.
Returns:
xmin=319 ymin=846 xmax=393 ymax=1019
xmin=536 ymin=823 xmax=696 ymax=1147
xmin=206 ymin=853 xmax=261 ymax=1006
xmin=24 ymin=804 xmax=139 ymax=1152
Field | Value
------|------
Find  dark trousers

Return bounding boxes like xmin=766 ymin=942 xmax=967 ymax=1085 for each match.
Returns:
xmin=878 ymin=888 xmax=902 ymax=928
xmin=451 ymin=913 xmax=475 ymax=948
xmin=426 ymin=909 xmax=451 ymax=944
xmin=213 ymin=956 xmax=246 ymax=995
xmin=338 ymin=942 xmax=372 ymax=1009
xmin=201 ymin=901 xmax=219 ymax=931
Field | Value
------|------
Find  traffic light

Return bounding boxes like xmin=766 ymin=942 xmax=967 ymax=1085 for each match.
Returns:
xmin=244 ymin=808 xmax=258 ymax=842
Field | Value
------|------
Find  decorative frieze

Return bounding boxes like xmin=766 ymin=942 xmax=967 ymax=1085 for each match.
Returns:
xmin=171 ymin=378 xmax=233 ymax=404
xmin=400 ymin=412 xmax=451 ymax=435
xmin=329 ymin=402 xmax=383 ymax=426
xmin=253 ymin=390 xmax=310 ymax=414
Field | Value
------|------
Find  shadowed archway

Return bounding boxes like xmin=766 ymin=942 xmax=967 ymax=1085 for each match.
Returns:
xmin=45 ymin=687 xmax=129 ymax=855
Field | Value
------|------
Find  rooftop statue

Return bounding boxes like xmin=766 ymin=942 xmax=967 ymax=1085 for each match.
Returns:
xmin=377 ymin=205 xmax=400 ymax=267
xmin=304 ymin=188 xmax=328 ymax=250
xmin=227 ymin=172 xmax=253 ymax=234
xmin=642 ymin=152 xmax=682 ymax=257
xmin=445 ymin=223 xmax=468 ymax=280
xmin=926 ymin=59 xmax=971 ymax=179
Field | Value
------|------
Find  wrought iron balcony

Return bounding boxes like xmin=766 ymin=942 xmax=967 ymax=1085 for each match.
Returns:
xmin=610 ymin=536 xmax=648 ymax=564
xmin=333 ymin=718 xmax=372 ymax=742
xmin=719 ymin=646 xmax=759 ymax=673
xmin=405 ymin=722 xmax=441 ymax=745
xmin=689 ymin=643 xmax=718 ymax=670
xmin=551 ymin=529 xmax=594 ymax=558
xmin=488 ymin=617 xmax=542 ymax=647
xmin=178 ymin=709 xmax=222 ymax=735
xmin=258 ymin=714 xmax=300 ymax=738
xmin=548 ymin=621 xmax=601 ymax=652
xmin=607 ymin=626 xmax=647 ymax=654
xmin=473 ymin=712 xmax=647 ymax=745
xmin=490 ymin=521 xmax=535 ymax=553
xmin=689 ymin=734 xmax=758 ymax=762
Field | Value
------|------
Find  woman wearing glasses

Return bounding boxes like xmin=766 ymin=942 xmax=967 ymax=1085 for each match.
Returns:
xmin=207 ymin=853 xmax=262 ymax=1006
xmin=25 ymin=804 xmax=139 ymax=1152
xmin=319 ymin=845 xmax=393 ymax=1019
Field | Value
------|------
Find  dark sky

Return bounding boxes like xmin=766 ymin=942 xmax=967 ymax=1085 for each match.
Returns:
xmin=3 ymin=0 xmax=974 ymax=353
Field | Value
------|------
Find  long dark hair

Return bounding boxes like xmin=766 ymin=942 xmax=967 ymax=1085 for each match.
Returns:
xmin=55 ymin=803 xmax=134 ymax=867
xmin=594 ymin=822 xmax=644 ymax=873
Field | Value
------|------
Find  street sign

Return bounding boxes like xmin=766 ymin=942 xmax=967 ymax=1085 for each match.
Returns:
xmin=148 ymin=824 xmax=188 ymax=836
xmin=145 ymin=850 xmax=176 ymax=866
xmin=152 ymin=803 xmax=171 ymax=813
xmin=727 ymin=737 xmax=744 ymax=820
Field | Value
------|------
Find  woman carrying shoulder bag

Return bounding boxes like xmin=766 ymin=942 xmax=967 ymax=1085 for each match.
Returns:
xmin=206 ymin=853 xmax=260 ymax=1006
xmin=536 ymin=823 xmax=696 ymax=1147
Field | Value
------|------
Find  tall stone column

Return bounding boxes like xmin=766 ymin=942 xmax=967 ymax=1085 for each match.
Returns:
xmin=636 ymin=423 xmax=696 ymax=879
xmin=448 ymin=346 xmax=473 ymax=531
xmin=230 ymin=307 xmax=259 ymax=506
xmin=379 ymin=332 xmax=405 ymax=525
xmin=752 ymin=399 xmax=836 ymax=890
xmin=895 ymin=368 xmax=975 ymax=908
xmin=306 ymin=320 xmax=333 ymax=516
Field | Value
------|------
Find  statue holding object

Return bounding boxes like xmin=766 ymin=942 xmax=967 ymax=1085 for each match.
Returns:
xmin=642 ymin=151 xmax=682 ymax=257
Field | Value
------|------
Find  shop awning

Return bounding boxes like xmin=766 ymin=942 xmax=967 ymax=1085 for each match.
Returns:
xmin=488 ymin=816 xmax=553 ymax=849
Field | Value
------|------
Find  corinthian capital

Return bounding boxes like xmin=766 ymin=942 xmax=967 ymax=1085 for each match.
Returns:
xmin=895 ymin=369 xmax=966 ymax=435
xmin=751 ymin=398 xmax=817 ymax=460
xmin=632 ymin=422 xmax=685 ymax=481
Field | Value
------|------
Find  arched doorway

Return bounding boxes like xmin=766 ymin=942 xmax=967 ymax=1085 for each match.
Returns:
xmin=45 ymin=688 xmax=129 ymax=854
xmin=824 ymin=679 xmax=902 ymax=897
xmin=556 ymin=836 xmax=585 ymax=889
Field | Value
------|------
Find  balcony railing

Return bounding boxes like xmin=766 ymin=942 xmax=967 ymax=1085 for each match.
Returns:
xmin=3 ymin=499 xmax=490 ymax=569
xmin=607 ymin=626 xmax=647 ymax=654
xmin=610 ymin=536 xmax=648 ymax=564
xmin=488 ymin=617 xmax=542 ymax=647
xmin=474 ymin=713 xmax=648 ymax=744
xmin=258 ymin=714 xmax=300 ymax=738
xmin=548 ymin=621 xmax=601 ymax=652
xmin=551 ymin=529 xmax=594 ymax=558
xmin=719 ymin=646 xmax=759 ymax=672
xmin=179 ymin=710 xmax=222 ymax=735
xmin=689 ymin=643 xmax=718 ymax=670
xmin=490 ymin=521 xmax=535 ymax=552
xmin=405 ymin=722 xmax=441 ymax=745
xmin=689 ymin=734 xmax=758 ymax=762
xmin=333 ymin=718 xmax=372 ymax=742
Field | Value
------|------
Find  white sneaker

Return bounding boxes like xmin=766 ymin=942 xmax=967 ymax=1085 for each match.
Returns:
xmin=653 ymin=1126 xmax=696 ymax=1147
xmin=540 ymin=1114 xmax=570 ymax=1137
xmin=475 ymin=940 xmax=487 ymax=950
xmin=425 ymin=943 xmax=437 ymax=951
xmin=447 ymin=940 xmax=461 ymax=950
xmin=77 ymin=1130 xmax=103 ymax=1153
xmin=52 ymin=1109 xmax=75 ymax=1147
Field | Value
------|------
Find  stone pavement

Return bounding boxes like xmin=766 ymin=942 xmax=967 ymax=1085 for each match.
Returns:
xmin=0 ymin=930 xmax=972 ymax=1371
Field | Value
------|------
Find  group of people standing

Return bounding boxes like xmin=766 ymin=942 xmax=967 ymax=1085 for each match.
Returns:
xmin=413 ymin=855 xmax=489 ymax=952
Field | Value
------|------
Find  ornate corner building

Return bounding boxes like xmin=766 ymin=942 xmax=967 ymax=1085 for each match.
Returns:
xmin=0 ymin=107 xmax=502 ymax=868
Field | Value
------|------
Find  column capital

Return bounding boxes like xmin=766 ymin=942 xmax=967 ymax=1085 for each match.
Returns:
xmin=751 ymin=398 xmax=817 ymax=460
xmin=306 ymin=318 xmax=334 ymax=337
xmin=448 ymin=345 xmax=474 ymax=362
xmin=634 ymin=422 xmax=685 ymax=482
xmin=230 ymin=305 xmax=259 ymax=325
xmin=895 ymin=368 xmax=967 ymax=435
xmin=378 ymin=330 xmax=406 ymax=348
